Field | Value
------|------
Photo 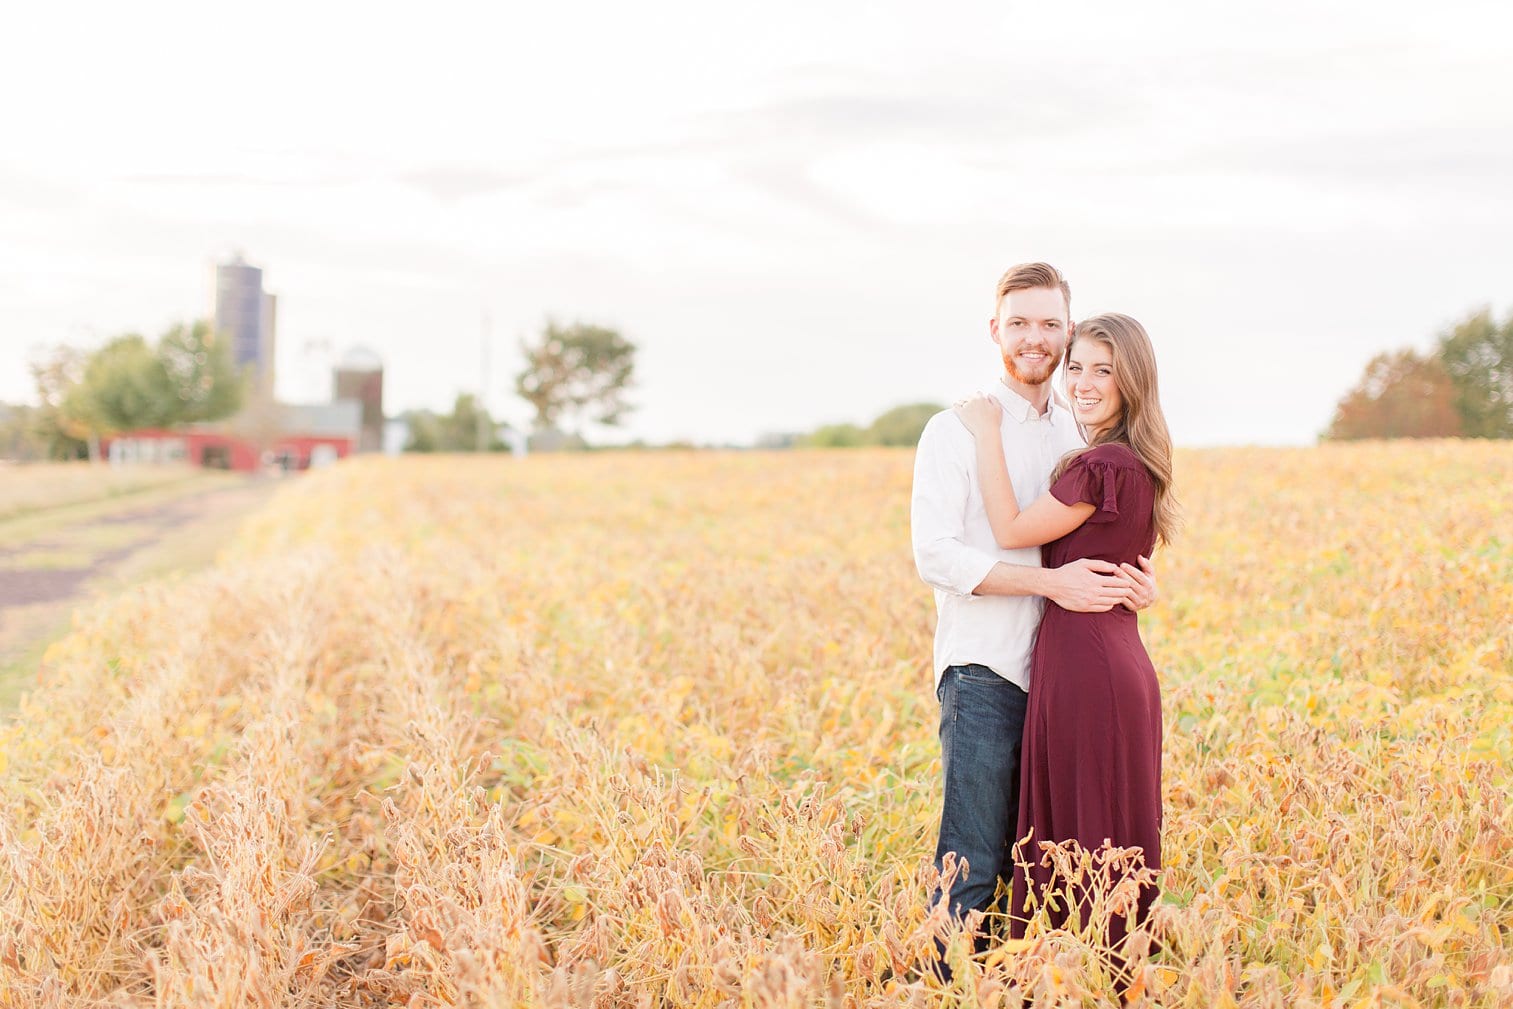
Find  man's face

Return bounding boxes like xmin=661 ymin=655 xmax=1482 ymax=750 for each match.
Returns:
xmin=990 ymin=286 xmax=1070 ymax=386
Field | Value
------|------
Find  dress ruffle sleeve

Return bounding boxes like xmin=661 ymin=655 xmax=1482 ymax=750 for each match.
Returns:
xmin=1049 ymin=453 xmax=1121 ymax=524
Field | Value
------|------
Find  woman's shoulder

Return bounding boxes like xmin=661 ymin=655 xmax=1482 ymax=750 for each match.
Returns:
xmin=1080 ymin=441 xmax=1144 ymax=470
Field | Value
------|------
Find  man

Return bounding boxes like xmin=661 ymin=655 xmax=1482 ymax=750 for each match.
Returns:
xmin=910 ymin=262 xmax=1155 ymax=970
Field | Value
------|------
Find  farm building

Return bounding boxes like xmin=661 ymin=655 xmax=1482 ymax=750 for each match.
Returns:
xmin=102 ymin=400 xmax=362 ymax=472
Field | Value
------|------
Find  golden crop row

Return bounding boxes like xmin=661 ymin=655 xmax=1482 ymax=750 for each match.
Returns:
xmin=1 ymin=442 xmax=1509 ymax=1007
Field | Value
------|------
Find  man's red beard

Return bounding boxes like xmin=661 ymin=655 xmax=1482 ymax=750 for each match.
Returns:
xmin=1002 ymin=345 xmax=1064 ymax=386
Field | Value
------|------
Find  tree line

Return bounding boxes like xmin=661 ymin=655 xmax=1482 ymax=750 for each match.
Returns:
xmin=3 ymin=322 xmax=243 ymax=461
xmin=1324 ymin=307 xmax=1512 ymax=440
xmin=402 ymin=321 xmax=637 ymax=452
xmin=10 ymin=304 xmax=1503 ymax=461
xmin=801 ymin=304 xmax=1513 ymax=449
xmin=2 ymin=318 xmax=639 ymax=460
xmin=798 ymin=402 xmax=944 ymax=448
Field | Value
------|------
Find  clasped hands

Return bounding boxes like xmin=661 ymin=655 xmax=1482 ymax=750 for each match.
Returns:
xmin=1052 ymin=556 xmax=1157 ymax=612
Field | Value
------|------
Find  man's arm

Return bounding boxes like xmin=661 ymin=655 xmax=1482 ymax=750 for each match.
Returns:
xmin=911 ymin=414 xmax=1156 ymax=612
xmin=910 ymin=416 xmax=1001 ymax=597
xmin=912 ymin=416 xmax=1138 ymax=612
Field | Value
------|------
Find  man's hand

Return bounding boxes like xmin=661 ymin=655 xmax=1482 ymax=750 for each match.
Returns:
xmin=1043 ymin=558 xmax=1137 ymax=612
xmin=1121 ymin=554 xmax=1158 ymax=612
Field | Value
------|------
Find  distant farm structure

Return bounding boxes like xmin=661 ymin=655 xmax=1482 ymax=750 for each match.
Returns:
xmin=100 ymin=256 xmax=389 ymax=473
xmin=103 ymin=345 xmax=384 ymax=473
xmin=102 ymin=400 xmax=362 ymax=472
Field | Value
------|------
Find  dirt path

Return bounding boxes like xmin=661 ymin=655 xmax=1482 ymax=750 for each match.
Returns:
xmin=0 ymin=476 xmax=283 ymax=709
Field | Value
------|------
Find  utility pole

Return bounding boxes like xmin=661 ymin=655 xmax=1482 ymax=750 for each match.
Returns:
xmin=476 ymin=310 xmax=490 ymax=453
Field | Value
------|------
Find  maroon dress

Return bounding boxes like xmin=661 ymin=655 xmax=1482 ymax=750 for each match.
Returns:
xmin=1009 ymin=442 xmax=1162 ymax=950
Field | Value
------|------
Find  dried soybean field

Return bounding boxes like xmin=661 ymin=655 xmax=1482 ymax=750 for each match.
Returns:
xmin=1 ymin=443 xmax=1509 ymax=1007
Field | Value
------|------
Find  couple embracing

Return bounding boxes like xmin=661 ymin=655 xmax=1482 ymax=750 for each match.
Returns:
xmin=910 ymin=262 xmax=1178 ymax=980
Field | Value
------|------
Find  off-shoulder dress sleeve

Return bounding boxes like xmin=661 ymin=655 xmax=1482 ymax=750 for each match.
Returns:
xmin=1049 ymin=452 xmax=1121 ymax=524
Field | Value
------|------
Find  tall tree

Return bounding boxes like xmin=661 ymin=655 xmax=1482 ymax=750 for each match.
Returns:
xmin=1436 ymin=308 xmax=1513 ymax=438
xmin=28 ymin=345 xmax=94 ymax=458
xmin=28 ymin=321 xmax=248 ymax=461
xmin=0 ymin=403 xmax=72 ymax=460
xmin=157 ymin=320 xmax=244 ymax=424
xmin=1324 ymin=349 xmax=1463 ymax=440
xmin=74 ymin=335 xmax=176 ymax=434
xmin=516 ymin=321 xmax=636 ymax=437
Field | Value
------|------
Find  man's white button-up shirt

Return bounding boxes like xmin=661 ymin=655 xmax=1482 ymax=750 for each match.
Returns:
xmin=910 ymin=379 xmax=1085 ymax=692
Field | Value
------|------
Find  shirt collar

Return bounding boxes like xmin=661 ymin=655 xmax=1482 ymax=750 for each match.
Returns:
xmin=990 ymin=378 xmax=1067 ymax=424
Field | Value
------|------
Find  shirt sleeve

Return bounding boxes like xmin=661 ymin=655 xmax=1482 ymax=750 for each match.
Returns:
xmin=910 ymin=415 xmax=1002 ymax=596
xmin=1049 ymin=451 xmax=1120 ymax=524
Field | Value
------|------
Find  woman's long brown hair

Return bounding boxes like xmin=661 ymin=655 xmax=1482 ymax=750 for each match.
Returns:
xmin=1053 ymin=313 xmax=1180 ymax=547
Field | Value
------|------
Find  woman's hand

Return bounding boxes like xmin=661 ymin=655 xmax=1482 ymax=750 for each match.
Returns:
xmin=952 ymin=393 xmax=1003 ymax=440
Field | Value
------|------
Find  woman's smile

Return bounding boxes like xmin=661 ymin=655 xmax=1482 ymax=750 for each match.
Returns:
xmin=1066 ymin=338 xmax=1123 ymax=435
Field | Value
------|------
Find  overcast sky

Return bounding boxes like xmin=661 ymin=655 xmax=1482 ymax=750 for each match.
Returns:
xmin=3 ymin=1 xmax=1510 ymax=446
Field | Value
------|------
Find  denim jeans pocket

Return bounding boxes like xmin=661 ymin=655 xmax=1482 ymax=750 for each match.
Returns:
xmin=954 ymin=664 xmax=1003 ymax=685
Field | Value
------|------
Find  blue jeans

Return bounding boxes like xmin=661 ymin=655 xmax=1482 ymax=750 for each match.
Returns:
xmin=932 ymin=664 xmax=1029 ymax=934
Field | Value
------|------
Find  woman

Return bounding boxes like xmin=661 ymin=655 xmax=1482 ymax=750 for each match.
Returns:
xmin=953 ymin=312 xmax=1178 ymax=965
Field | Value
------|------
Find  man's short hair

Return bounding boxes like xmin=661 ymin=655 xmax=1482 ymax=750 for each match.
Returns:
xmin=994 ymin=262 xmax=1071 ymax=316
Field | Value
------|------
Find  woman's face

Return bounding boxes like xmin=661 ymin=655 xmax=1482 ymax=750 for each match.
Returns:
xmin=1066 ymin=337 xmax=1123 ymax=436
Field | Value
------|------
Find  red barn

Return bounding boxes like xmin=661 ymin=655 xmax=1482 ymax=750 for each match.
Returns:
xmin=102 ymin=401 xmax=363 ymax=472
